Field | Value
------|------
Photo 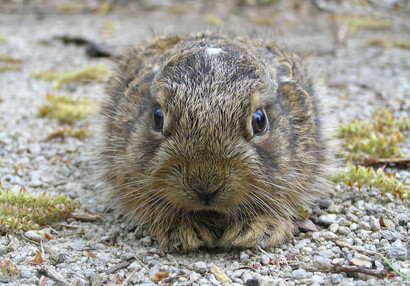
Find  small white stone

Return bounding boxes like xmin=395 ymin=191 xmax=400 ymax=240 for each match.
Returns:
xmin=291 ymin=268 xmax=312 ymax=279
xmin=24 ymin=230 xmax=46 ymax=242
xmin=329 ymin=223 xmax=339 ymax=233
xmin=312 ymin=256 xmax=332 ymax=270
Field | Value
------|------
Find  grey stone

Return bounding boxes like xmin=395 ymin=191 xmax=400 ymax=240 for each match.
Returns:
xmin=388 ymin=247 xmax=407 ymax=260
xmin=329 ymin=223 xmax=339 ymax=233
xmin=140 ymin=236 xmax=152 ymax=247
xmin=349 ymin=223 xmax=359 ymax=231
xmin=311 ymin=274 xmax=324 ymax=284
xmin=24 ymin=230 xmax=46 ymax=242
xmin=381 ymin=230 xmax=399 ymax=241
xmin=232 ymin=270 xmax=244 ymax=278
xmin=346 ymin=212 xmax=359 ymax=223
xmin=193 ymin=261 xmax=207 ymax=274
xmin=127 ymin=261 xmax=142 ymax=271
xmin=318 ymin=214 xmax=337 ymax=226
xmin=318 ymin=249 xmax=336 ymax=259
xmin=383 ymin=219 xmax=396 ymax=230
xmin=20 ymin=270 xmax=34 ymax=278
xmin=208 ymin=274 xmax=221 ymax=285
xmin=240 ymin=252 xmax=250 ymax=261
xmin=338 ymin=226 xmax=351 ymax=235
xmin=189 ymin=271 xmax=201 ymax=281
xmin=260 ymin=254 xmax=270 ymax=265
xmin=291 ymin=268 xmax=312 ymax=279
xmin=358 ymin=222 xmax=371 ymax=230
xmin=312 ymin=256 xmax=332 ymax=270
xmin=369 ymin=217 xmax=380 ymax=231
xmin=96 ymin=252 xmax=111 ymax=262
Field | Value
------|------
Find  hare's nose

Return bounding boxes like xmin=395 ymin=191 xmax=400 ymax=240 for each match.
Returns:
xmin=194 ymin=189 xmax=219 ymax=204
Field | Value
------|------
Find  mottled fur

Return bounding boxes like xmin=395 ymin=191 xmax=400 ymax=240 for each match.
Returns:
xmin=97 ymin=32 xmax=334 ymax=251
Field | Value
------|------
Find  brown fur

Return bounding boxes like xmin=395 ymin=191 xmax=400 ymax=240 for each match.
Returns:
xmin=97 ymin=32 xmax=334 ymax=251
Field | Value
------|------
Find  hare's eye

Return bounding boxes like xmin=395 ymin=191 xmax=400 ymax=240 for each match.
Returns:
xmin=252 ymin=109 xmax=267 ymax=136
xmin=153 ymin=107 xmax=164 ymax=130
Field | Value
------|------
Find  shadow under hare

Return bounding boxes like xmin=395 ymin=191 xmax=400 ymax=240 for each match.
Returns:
xmin=96 ymin=32 xmax=334 ymax=251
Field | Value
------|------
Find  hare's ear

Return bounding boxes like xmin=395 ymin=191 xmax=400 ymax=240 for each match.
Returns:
xmin=276 ymin=60 xmax=317 ymax=131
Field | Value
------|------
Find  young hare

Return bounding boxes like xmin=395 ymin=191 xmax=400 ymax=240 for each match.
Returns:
xmin=97 ymin=32 xmax=334 ymax=250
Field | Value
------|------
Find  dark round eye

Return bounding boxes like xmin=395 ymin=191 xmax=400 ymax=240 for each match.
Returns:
xmin=252 ymin=109 xmax=267 ymax=135
xmin=153 ymin=107 xmax=164 ymax=130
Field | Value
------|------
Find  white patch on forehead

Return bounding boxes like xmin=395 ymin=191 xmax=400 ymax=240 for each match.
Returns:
xmin=206 ymin=46 xmax=223 ymax=56
xmin=151 ymin=65 xmax=159 ymax=74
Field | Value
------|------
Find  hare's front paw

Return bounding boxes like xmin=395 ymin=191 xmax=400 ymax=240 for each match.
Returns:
xmin=155 ymin=222 xmax=215 ymax=251
xmin=220 ymin=215 xmax=295 ymax=248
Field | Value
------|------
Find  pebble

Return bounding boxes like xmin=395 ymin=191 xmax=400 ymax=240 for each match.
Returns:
xmin=388 ymin=247 xmax=407 ymax=260
xmin=312 ymin=256 xmax=332 ymax=270
xmin=20 ymin=270 xmax=34 ymax=278
xmin=381 ymin=230 xmax=399 ymax=241
xmin=242 ymin=272 xmax=253 ymax=283
xmin=232 ymin=270 xmax=244 ymax=278
xmin=311 ymin=274 xmax=324 ymax=284
xmin=24 ymin=230 xmax=46 ymax=241
xmin=127 ymin=261 xmax=141 ymax=271
xmin=240 ymin=252 xmax=250 ymax=261
xmin=312 ymin=231 xmax=337 ymax=240
xmin=0 ymin=246 xmax=7 ymax=255
xmin=369 ymin=216 xmax=380 ymax=231
xmin=358 ymin=222 xmax=371 ymax=230
xmin=346 ymin=212 xmax=359 ymax=223
xmin=139 ymin=236 xmax=152 ymax=247
xmin=318 ymin=214 xmax=337 ymax=226
xmin=208 ymin=274 xmax=221 ymax=285
xmin=193 ymin=261 xmax=207 ymax=274
xmin=349 ymin=223 xmax=359 ymax=231
xmin=337 ymin=226 xmax=351 ymax=235
xmin=96 ymin=253 xmax=111 ymax=262
xmin=291 ymin=268 xmax=312 ymax=279
xmin=260 ymin=254 xmax=270 ymax=265
xmin=383 ymin=219 xmax=396 ymax=231
xmin=318 ymin=249 xmax=336 ymax=259
xmin=318 ymin=198 xmax=333 ymax=209
xmin=329 ymin=223 xmax=339 ymax=233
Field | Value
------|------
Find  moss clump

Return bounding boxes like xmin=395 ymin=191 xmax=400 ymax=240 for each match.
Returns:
xmin=33 ymin=64 xmax=110 ymax=89
xmin=0 ymin=55 xmax=21 ymax=73
xmin=394 ymin=39 xmax=410 ymax=50
xmin=252 ymin=16 xmax=273 ymax=26
xmin=344 ymin=16 xmax=393 ymax=33
xmin=367 ymin=37 xmax=410 ymax=50
xmin=45 ymin=126 xmax=90 ymax=141
xmin=201 ymin=14 xmax=224 ymax=27
xmin=38 ymin=93 xmax=96 ymax=124
xmin=0 ymin=183 xmax=80 ymax=233
xmin=0 ymin=257 xmax=21 ymax=276
xmin=338 ymin=108 xmax=408 ymax=161
xmin=334 ymin=162 xmax=408 ymax=200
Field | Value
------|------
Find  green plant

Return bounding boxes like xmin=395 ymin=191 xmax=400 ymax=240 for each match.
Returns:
xmin=38 ymin=93 xmax=96 ymax=124
xmin=334 ymin=161 xmax=408 ymax=200
xmin=45 ymin=126 xmax=90 ymax=141
xmin=338 ymin=108 xmax=408 ymax=161
xmin=0 ymin=182 xmax=80 ymax=233
xmin=344 ymin=16 xmax=393 ymax=33
xmin=0 ymin=257 xmax=21 ymax=276
xmin=32 ymin=63 xmax=110 ymax=89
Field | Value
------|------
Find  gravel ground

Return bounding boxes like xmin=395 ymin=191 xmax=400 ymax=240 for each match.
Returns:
xmin=0 ymin=1 xmax=409 ymax=285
